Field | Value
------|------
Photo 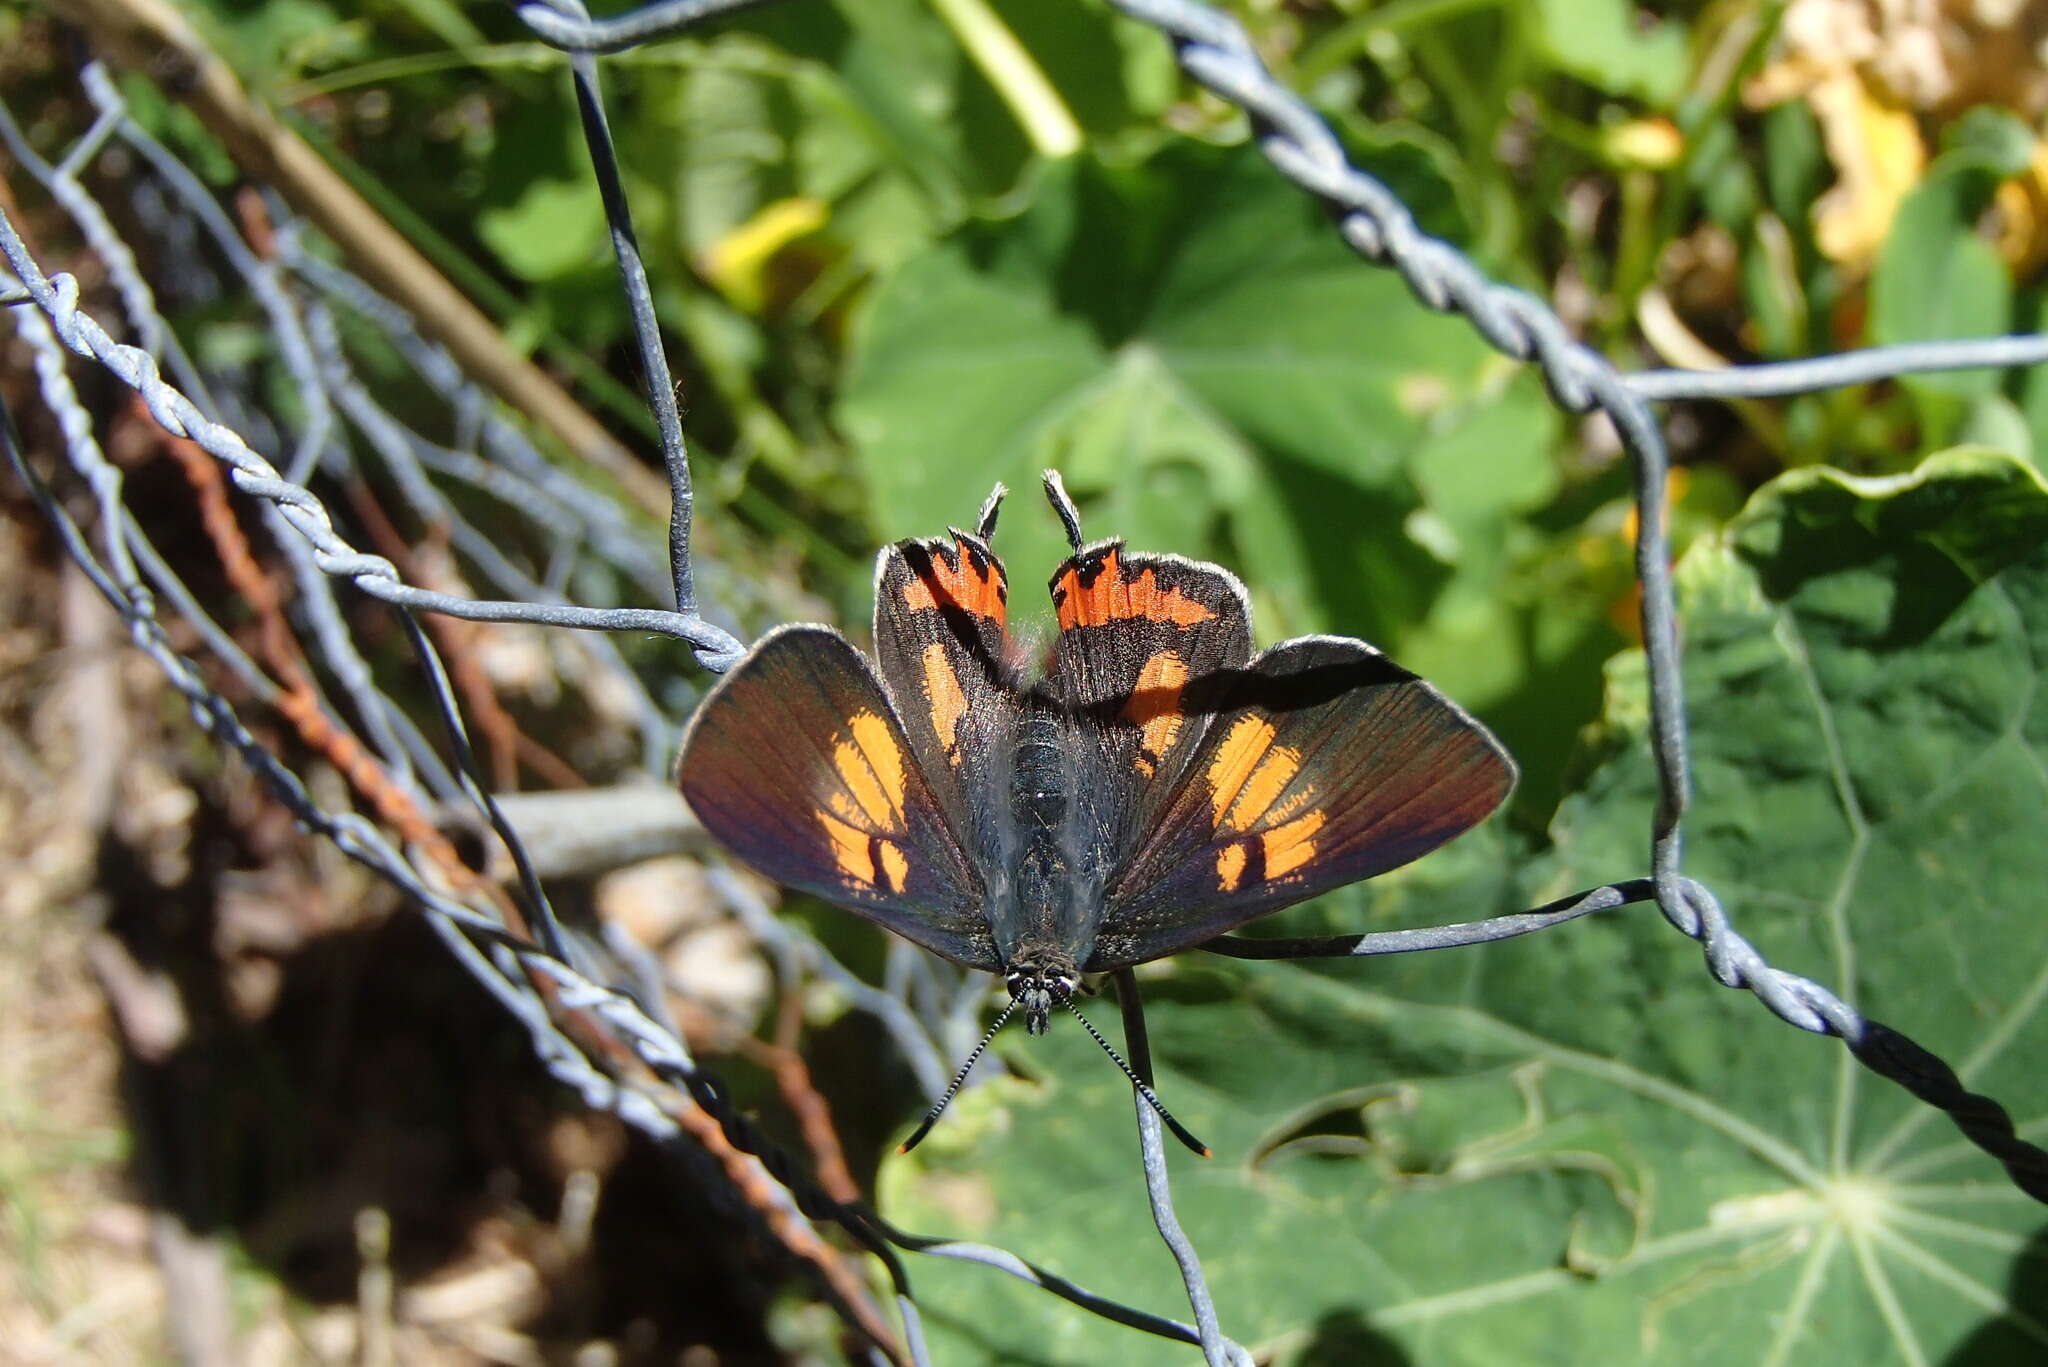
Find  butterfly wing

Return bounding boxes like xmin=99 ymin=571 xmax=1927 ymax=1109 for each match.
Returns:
xmin=872 ymin=527 xmax=1020 ymax=868
xmin=1046 ymin=542 xmax=1254 ymax=853
xmin=676 ymin=623 xmax=1000 ymax=971
xmin=1083 ymin=635 xmax=1515 ymax=971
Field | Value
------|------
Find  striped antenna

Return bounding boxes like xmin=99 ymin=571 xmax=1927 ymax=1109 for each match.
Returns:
xmin=1064 ymin=999 xmax=1211 ymax=1157
xmin=898 ymin=997 xmax=1019 ymax=1154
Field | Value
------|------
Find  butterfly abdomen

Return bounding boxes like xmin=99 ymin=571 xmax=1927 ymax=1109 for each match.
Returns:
xmin=998 ymin=702 xmax=1085 ymax=975
xmin=1013 ymin=705 xmax=1067 ymax=832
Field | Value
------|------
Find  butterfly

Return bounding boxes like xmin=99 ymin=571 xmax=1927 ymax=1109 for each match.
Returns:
xmin=676 ymin=472 xmax=1515 ymax=1150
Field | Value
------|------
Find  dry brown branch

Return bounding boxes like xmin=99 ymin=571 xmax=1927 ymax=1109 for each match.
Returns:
xmin=662 ymin=1080 xmax=907 ymax=1365
xmin=741 ymin=1034 xmax=864 ymax=1207
xmin=148 ymin=397 xmax=495 ymax=904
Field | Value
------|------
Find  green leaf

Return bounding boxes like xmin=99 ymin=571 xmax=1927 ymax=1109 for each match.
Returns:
xmin=378 ymin=0 xmax=487 ymax=55
xmin=635 ymin=26 xmax=959 ymax=274
xmin=1762 ymin=101 xmax=1827 ymax=232
xmin=194 ymin=0 xmax=368 ymax=85
xmin=881 ymin=450 xmax=2048 ymax=1365
xmin=837 ymin=142 xmax=1512 ymax=641
xmin=1741 ymin=212 xmax=1808 ymax=358
xmin=1397 ymin=372 xmax=1563 ymax=707
xmin=476 ymin=176 xmax=609 ymax=283
xmin=1870 ymin=153 xmax=2014 ymax=428
xmin=1956 ymin=396 xmax=2032 ymax=464
xmin=1331 ymin=117 xmax=1478 ymax=249
xmin=1690 ymin=117 xmax=1762 ymax=233
xmin=1528 ymin=0 xmax=1687 ymax=106
xmin=116 ymin=74 xmax=240 ymax=186
xmin=1941 ymin=106 xmax=2037 ymax=179
xmin=737 ymin=0 xmax=1007 ymax=208
xmin=979 ymin=0 xmax=1178 ymax=137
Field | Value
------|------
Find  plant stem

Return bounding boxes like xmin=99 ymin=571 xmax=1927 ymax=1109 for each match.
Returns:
xmin=929 ymin=0 xmax=1081 ymax=158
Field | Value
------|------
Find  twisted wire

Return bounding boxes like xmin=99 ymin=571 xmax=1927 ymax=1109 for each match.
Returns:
xmin=0 ymin=217 xmax=744 ymax=670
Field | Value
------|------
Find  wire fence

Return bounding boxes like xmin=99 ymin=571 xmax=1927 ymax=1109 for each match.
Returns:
xmin=4 ymin=0 xmax=2046 ymax=1363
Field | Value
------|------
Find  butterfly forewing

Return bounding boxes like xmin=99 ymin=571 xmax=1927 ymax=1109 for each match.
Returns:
xmin=676 ymin=624 xmax=1000 ymax=971
xmin=1085 ymin=636 xmax=1516 ymax=970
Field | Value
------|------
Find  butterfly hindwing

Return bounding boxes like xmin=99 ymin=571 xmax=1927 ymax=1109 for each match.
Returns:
xmin=873 ymin=529 xmax=1018 ymax=838
xmin=1084 ymin=635 xmax=1516 ymax=970
xmin=1047 ymin=543 xmax=1254 ymax=856
xmin=675 ymin=624 xmax=1000 ymax=971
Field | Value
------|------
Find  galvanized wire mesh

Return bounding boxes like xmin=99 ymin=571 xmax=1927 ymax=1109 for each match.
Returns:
xmin=5 ymin=0 xmax=2047 ymax=1363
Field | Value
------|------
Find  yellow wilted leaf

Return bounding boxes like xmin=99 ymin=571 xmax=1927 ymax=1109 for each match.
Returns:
xmin=698 ymin=197 xmax=829 ymax=313
xmin=1603 ymin=118 xmax=1684 ymax=170
xmin=1993 ymin=141 xmax=2048 ymax=280
xmin=1807 ymin=72 xmax=1925 ymax=267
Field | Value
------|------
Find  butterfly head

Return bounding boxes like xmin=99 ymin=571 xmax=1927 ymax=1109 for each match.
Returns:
xmin=1004 ymin=957 xmax=1077 ymax=1035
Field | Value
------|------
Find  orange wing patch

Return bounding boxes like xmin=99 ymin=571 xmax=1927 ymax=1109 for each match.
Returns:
xmin=1122 ymin=650 xmax=1189 ymax=777
xmin=899 ymin=533 xmax=1008 ymax=625
xmin=822 ymin=812 xmax=877 ymax=884
xmin=878 ymin=840 xmax=910 ymax=893
xmin=820 ymin=710 xmax=915 ymax=892
xmin=1260 ymin=809 xmax=1326 ymax=879
xmin=1216 ymin=842 xmax=1249 ymax=892
xmin=819 ymin=813 xmax=912 ymax=893
xmin=829 ymin=712 xmax=906 ymax=827
xmin=920 ymin=642 xmax=969 ymax=762
xmin=1205 ymin=714 xmax=1325 ymax=890
xmin=1053 ymin=547 xmax=1216 ymax=630
xmin=1209 ymin=717 xmax=1306 ymax=829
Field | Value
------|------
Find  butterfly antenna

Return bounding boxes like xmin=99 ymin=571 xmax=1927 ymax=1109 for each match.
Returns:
xmin=1064 ymin=999 xmax=1211 ymax=1157
xmin=976 ymin=482 xmax=1008 ymax=542
xmin=1042 ymin=469 xmax=1085 ymax=554
xmin=898 ymin=998 xmax=1019 ymax=1154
